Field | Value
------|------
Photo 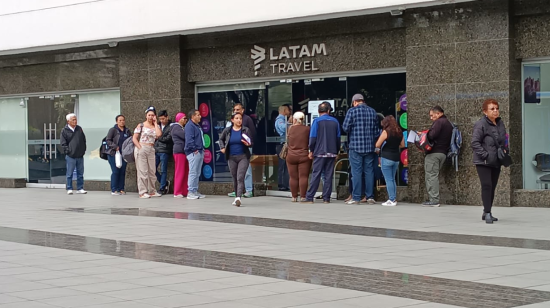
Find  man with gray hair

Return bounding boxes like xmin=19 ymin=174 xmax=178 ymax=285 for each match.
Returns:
xmin=60 ymin=113 xmax=87 ymax=195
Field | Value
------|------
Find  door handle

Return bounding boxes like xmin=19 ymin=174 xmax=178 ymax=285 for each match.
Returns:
xmin=49 ymin=123 xmax=53 ymax=159
xmin=43 ymin=123 xmax=47 ymax=160
xmin=54 ymin=123 xmax=57 ymax=159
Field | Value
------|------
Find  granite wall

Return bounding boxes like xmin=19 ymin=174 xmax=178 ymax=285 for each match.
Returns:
xmin=117 ymin=36 xmax=194 ymax=193
xmin=0 ymin=48 xmax=118 ymax=96
xmin=185 ymin=14 xmax=406 ymax=82
xmin=405 ymin=0 xmax=522 ymax=206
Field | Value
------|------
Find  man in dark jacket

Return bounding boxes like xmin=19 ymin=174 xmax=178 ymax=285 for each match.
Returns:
xmin=154 ymin=110 xmax=173 ymax=195
xmin=227 ymin=103 xmax=256 ymax=198
xmin=185 ymin=109 xmax=205 ymax=200
xmin=423 ymin=105 xmax=453 ymax=207
xmin=60 ymin=113 xmax=87 ymax=195
xmin=302 ymin=102 xmax=341 ymax=204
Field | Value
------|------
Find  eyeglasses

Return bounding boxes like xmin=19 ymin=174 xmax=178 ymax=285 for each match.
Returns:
xmin=489 ymin=108 xmax=499 ymax=111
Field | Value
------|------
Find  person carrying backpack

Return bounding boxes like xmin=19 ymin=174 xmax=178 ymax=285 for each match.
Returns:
xmin=105 ymin=115 xmax=132 ymax=195
xmin=422 ymin=106 xmax=453 ymax=207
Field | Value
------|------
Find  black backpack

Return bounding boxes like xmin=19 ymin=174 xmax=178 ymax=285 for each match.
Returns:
xmin=100 ymin=137 xmax=108 ymax=160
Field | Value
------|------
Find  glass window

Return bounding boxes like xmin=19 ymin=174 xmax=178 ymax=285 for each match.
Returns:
xmin=197 ymin=84 xmax=265 ymax=182
xmin=77 ymin=91 xmax=121 ymax=181
xmin=523 ymin=63 xmax=550 ymax=189
xmin=0 ymin=98 xmax=27 ymax=178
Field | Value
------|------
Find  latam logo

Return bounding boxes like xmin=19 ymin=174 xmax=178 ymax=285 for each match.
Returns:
xmin=251 ymin=45 xmax=266 ymax=76
xmin=251 ymin=43 xmax=328 ymax=76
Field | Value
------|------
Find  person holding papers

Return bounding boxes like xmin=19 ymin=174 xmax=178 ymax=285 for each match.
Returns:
xmin=219 ymin=113 xmax=253 ymax=207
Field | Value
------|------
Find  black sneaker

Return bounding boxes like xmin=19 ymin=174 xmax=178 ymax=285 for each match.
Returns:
xmin=163 ymin=181 xmax=170 ymax=195
xmin=422 ymin=201 xmax=440 ymax=207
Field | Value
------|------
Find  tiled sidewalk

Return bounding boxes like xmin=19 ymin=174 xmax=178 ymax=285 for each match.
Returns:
xmin=1 ymin=188 xmax=550 ymax=308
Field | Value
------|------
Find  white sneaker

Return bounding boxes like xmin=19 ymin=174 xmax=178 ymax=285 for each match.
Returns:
xmin=345 ymin=200 xmax=359 ymax=205
xmin=367 ymin=198 xmax=376 ymax=204
xmin=150 ymin=192 xmax=162 ymax=197
xmin=111 ymin=192 xmax=120 ymax=196
xmin=174 ymin=194 xmax=184 ymax=198
xmin=139 ymin=193 xmax=151 ymax=199
xmin=382 ymin=200 xmax=397 ymax=207
xmin=76 ymin=189 xmax=87 ymax=194
xmin=187 ymin=192 xmax=199 ymax=200
xmin=197 ymin=192 xmax=206 ymax=199
xmin=232 ymin=197 xmax=241 ymax=207
xmin=67 ymin=190 xmax=73 ymax=195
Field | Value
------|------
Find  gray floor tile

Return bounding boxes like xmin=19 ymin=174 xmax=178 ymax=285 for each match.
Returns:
xmin=247 ymin=282 xmax=327 ymax=294
xmin=232 ymin=293 xmax=328 ymax=308
xmin=158 ymin=281 xmax=237 ymax=293
xmin=39 ymin=294 xmax=124 ymax=308
xmin=0 ymin=302 xmax=59 ymax=308
xmin=39 ymin=276 xmax=108 ymax=287
xmin=283 ymin=288 xmax=369 ymax=301
xmin=101 ymin=287 xmax=180 ymax=300
xmin=67 ymin=281 xmax=144 ymax=293
xmin=0 ymin=282 xmax=54 ymax=293
xmin=0 ymin=295 xmax=27 ymax=305
xmin=193 ymin=286 xmax=277 ymax=301
xmin=137 ymin=293 xmax=223 ymax=307
xmin=337 ymin=294 xmax=423 ymax=307
xmin=8 ymin=288 xmax=88 ymax=300
xmin=11 ymin=270 xmax=78 ymax=281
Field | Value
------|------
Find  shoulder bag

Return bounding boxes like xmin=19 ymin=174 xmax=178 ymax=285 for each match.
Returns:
xmin=278 ymin=126 xmax=291 ymax=160
xmin=488 ymin=130 xmax=512 ymax=168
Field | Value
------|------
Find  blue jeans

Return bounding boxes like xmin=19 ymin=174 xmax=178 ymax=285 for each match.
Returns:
xmin=187 ymin=151 xmax=204 ymax=193
xmin=155 ymin=153 xmax=169 ymax=190
xmin=349 ymin=150 xmax=375 ymax=201
xmin=65 ymin=156 xmax=84 ymax=190
xmin=245 ymin=148 xmax=253 ymax=193
xmin=108 ymin=155 xmax=127 ymax=192
xmin=381 ymin=158 xmax=399 ymax=202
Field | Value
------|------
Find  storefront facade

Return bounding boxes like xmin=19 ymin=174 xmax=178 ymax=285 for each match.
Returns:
xmin=1 ymin=0 xmax=549 ymax=206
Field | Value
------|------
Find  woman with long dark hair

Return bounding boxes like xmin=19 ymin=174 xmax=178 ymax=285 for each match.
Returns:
xmin=375 ymin=115 xmax=405 ymax=206
xmin=105 ymin=115 xmax=132 ymax=195
xmin=133 ymin=106 xmax=163 ymax=199
xmin=472 ymin=99 xmax=508 ymax=224
xmin=219 ymin=113 xmax=253 ymax=207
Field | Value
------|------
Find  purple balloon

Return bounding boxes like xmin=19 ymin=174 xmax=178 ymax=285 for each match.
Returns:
xmin=399 ymin=94 xmax=407 ymax=111
xmin=201 ymin=119 xmax=210 ymax=133
xmin=401 ymin=168 xmax=408 ymax=184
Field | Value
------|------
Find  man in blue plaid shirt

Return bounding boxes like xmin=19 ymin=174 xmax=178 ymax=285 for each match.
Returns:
xmin=343 ymin=94 xmax=380 ymax=205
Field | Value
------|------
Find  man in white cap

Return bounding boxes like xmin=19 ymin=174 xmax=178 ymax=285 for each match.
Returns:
xmin=60 ymin=113 xmax=87 ymax=195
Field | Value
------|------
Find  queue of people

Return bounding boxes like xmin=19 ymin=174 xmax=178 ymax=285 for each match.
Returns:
xmin=66 ymin=95 xmax=508 ymax=224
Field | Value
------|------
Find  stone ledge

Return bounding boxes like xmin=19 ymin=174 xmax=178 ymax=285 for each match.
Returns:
xmin=0 ymin=178 xmax=26 ymax=188
xmin=513 ymin=189 xmax=550 ymax=207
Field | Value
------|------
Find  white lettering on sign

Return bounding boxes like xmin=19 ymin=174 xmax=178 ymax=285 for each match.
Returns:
xmin=252 ymin=43 xmax=327 ymax=76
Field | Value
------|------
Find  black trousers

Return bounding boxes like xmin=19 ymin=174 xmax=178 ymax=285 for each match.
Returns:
xmin=306 ymin=157 xmax=335 ymax=202
xmin=228 ymin=154 xmax=249 ymax=197
xmin=476 ymin=165 xmax=501 ymax=213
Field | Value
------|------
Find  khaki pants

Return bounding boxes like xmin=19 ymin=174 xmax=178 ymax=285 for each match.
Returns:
xmin=425 ymin=153 xmax=446 ymax=203
xmin=135 ymin=145 xmax=157 ymax=195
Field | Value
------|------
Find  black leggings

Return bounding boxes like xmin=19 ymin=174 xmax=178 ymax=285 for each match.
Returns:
xmin=228 ymin=154 xmax=249 ymax=197
xmin=476 ymin=165 xmax=501 ymax=213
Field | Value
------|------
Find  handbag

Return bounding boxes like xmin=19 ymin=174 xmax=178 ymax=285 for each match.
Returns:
xmin=488 ymin=132 xmax=512 ymax=168
xmin=278 ymin=126 xmax=291 ymax=160
xmin=115 ymin=150 xmax=123 ymax=168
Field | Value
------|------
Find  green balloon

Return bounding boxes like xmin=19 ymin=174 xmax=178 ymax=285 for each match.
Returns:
xmin=399 ymin=113 xmax=408 ymax=129
xmin=204 ymin=134 xmax=211 ymax=148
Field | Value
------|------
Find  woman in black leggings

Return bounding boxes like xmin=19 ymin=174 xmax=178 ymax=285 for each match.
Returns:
xmin=220 ymin=113 xmax=253 ymax=207
xmin=471 ymin=99 xmax=508 ymax=224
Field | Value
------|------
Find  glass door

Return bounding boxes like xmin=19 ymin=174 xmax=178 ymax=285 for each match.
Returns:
xmin=27 ymin=95 xmax=76 ymax=187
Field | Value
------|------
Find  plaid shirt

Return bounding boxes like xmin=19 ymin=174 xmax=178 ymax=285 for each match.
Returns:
xmin=342 ymin=104 xmax=380 ymax=153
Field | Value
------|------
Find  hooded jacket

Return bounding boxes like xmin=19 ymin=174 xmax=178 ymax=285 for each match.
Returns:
xmin=471 ymin=116 xmax=508 ymax=168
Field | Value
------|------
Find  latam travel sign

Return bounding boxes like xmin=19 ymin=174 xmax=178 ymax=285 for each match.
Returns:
xmin=251 ymin=43 xmax=328 ymax=76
